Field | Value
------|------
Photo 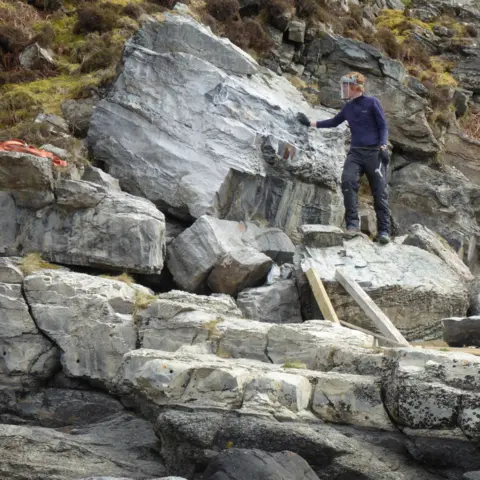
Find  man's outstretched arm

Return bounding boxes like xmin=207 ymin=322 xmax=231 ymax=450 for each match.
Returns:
xmin=297 ymin=108 xmax=346 ymax=128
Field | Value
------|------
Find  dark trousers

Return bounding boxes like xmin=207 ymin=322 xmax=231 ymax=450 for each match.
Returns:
xmin=341 ymin=148 xmax=390 ymax=234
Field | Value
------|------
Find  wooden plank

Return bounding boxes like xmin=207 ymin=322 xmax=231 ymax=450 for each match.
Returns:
xmin=335 ymin=268 xmax=410 ymax=347
xmin=339 ymin=320 xmax=405 ymax=347
xmin=305 ymin=267 xmax=339 ymax=324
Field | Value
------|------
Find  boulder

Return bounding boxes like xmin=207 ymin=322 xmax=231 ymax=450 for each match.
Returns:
xmin=3 ymin=388 xmax=125 ymax=427
xmin=297 ymin=235 xmax=469 ymax=340
xmin=443 ymin=124 xmax=480 ymax=187
xmin=82 ymin=165 xmax=121 ymax=191
xmin=0 ymin=151 xmax=166 ymax=274
xmin=207 ymin=247 xmax=273 ymax=296
xmin=453 ymin=89 xmax=472 ymax=117
xmin=288 ymin=20 xmax=306 ymax=43
xmin=298 ymin=224 xmax=364 ymax=248
xmin=89 ymin=13 xmax=348 ymax=236
xmin=23 ymin=270 xmax=143 ymax=387
xmin=236 ymin=280 xmax=302 ymax=323
xmin=0 ymin=413 xmax=165 ymax=479
xmin=19 ymin=43 xmax=56 ymax=70
xmin=203 ymin=449 xmax=320 ymax=480
xmin=403 ymin=224 xmax=474 ymax=283
xmin=0 ymin=273 xmax=59 ymax=392
xmin=154 ymin=409 xmax=443 ymax=479
xmin=304 ymin=34 xmax=438 ymax=157
xmin=167 ymin=215 xmax=294 ymax=292
xmin=61 ymin=97 xmax=98 ymax=138
xmin=442 ymin=316 xmax=480 ymax=347
xmin=453 ymin=56 xmax=480 ymax=93
xmin=389 ymin=162 xmax=480 ymax=252
xmin=382 ymin=348 xmax=480 ymax=470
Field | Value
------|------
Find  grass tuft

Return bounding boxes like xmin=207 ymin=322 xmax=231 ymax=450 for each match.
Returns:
xmin=19 ymin=253 xmax=60 ymax=276
xmin=282 ymin=360 xmax=307 ymax=369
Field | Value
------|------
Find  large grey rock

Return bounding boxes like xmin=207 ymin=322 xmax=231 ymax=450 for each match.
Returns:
xmin=23 ymin=270 xmax=142 ymax=387
xmin=203 ymin=449 xmax=320 ymax=480
xmin=167 ymin=216 xmax=294 ymax=292
xmin=0 ymin=152 xmax=166 ymax=274
xmin=297 ymin=236 xmax=469 ymax=340
xmin=442 ymin=316 xmax=480 ymax=347
xmin=207 ymin=247 xmax=272 ymax=296
xmin=0 ymin=413 xmax=165 ymax=479
xmin=82 ymin=165 xmax=121 ymax=191
xmin=404 ymin=224 xmax=474 ymax=283
xmin=154 ymin=409 xmax=443 ymax=479
xmin=89 ymin=14 xmax=348 ymax=236
xmin=236 ymin=280 xmax=302 ymax=323
xmin=288 ymin=20 xmax=306 ymax=43
xmin=454 ymin=56 xmax=480 ymax=93
xmin=382 ymin=348 xmax=480 ymax=470
xmin=19 ymin=43 xmax=56 ymax=70
xmin=2 ymin=388 xmax=124 ymax=427
xmin=304 ymin=34 xmax=438 ymax=157
xmin=62 ymin=97 xmax=98 ymax=137
xmin=390 ymin=163 xmax=480 ymax=253
xmin=443 ymin=124 xmax=480 ymax=187
xmin=0 ymin=261 xmax=59 ymax=392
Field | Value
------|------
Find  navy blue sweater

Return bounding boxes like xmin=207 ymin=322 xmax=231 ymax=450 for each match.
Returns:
xmin=315 ymin=95 xmax=388 ymax=147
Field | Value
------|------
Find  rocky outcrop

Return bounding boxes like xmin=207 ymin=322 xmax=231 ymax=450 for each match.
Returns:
xmin=236 ymin=280 xmax=302 ymax=323
xmin=403 ymin=224 xmax=474 ymax=282
xmin=0 ymin=258 xmax=59 ymax=393
xmin=0 ymin=413 xmax=165 ymax=480
xmin=88 ymin=14 xmax=347 ymax=235
xmin=443 ymin=316 xmax=480 ymax=347
xmin=297 ymin=235 xmax=469 ymax=340
xmin=203 ymin=449 xmax=320 ymax=480
xmin=167 ymin=215 xmax=294 ymax=292
xmin=389 ymin=162 xmax=480 ymax=252
xmin=0 ymin=151 xmax=166 ymax=274
xmin=23 ymin=270 xmax=146 ymax=387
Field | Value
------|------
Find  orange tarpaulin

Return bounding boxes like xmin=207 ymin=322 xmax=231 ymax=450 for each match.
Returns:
xmin=0 ymin=140 xmax=67 ymax=167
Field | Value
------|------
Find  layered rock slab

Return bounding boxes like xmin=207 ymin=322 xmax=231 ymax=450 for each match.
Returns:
xmin=297 ymin=235 xmax=469 ymax=340
xmin=0 ymin=152 xmax=166 ymax=274
xmin=88 ymin=13 xmax=348 ymax=235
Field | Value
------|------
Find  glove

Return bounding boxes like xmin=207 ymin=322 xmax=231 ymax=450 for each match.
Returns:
xmin=297 ymin=112 xmax=311 ymax=127
xmin=380 ymin=147 xmax=390 ymax=165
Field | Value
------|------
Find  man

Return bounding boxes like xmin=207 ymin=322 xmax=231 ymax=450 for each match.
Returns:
xmin=297 ymin=72 xmax=391 ymax=244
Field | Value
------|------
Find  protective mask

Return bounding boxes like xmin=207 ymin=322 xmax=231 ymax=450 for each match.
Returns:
xmin=340 ymin=75 xmax=358 ymax=100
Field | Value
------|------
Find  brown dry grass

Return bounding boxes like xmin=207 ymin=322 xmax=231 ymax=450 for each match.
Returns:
xmin=460 ymin=111 xmax=480 ymax=140
xmin=19 ymin=253 xmax=60 ymax=276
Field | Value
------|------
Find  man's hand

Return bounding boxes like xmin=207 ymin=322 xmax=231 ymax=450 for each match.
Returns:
xmin=297 ymin=112 xmax=311 ymax=127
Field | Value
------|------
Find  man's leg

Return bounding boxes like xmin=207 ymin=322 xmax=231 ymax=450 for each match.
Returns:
xmin=341 ymin=150 xmax=363 ymax=230
xmin=364 ymin=151 xmax=390 ymax=235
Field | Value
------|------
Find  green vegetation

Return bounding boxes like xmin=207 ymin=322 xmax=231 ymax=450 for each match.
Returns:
xmin=282 ymin=360 xmax=307 ymax=369
xmin=100 ymin=272 xmax=135 ymax=284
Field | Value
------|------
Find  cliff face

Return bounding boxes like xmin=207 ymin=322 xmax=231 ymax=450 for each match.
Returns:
xmin=1 ymin=1 xmax=480 ymax=479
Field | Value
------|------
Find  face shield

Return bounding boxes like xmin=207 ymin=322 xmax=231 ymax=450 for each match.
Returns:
xmin=340 ymin=75 xmax=358 ymax=100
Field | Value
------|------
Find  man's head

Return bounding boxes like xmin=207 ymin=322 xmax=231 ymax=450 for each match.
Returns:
xmin=340 ymin=72 xmax=365 ymax=100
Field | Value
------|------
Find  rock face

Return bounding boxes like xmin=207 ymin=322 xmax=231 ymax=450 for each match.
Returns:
xmin=0 ymin=258 xmax=59 ymax=392
xmin=403 ymin=224 xmax=474 ymax=282
xmin=389 ymin=162 xmax=480 ymax=253
xmin=19 ymin=43 xmax=56 ymax=70
xmin=236 ymin=280 xmax=302 ymax=323
xmin=88 ymin=14 xmax=348 ymax=236
xmin=443 ymin=316 xmax=480 ymax=347
xmin=297 ymin=235 xmax=469 ymax=340
xmin=23 ymin=270 xmax=141 ymax=387
xmin=0 ymin=413 xmax=165 ymax=480
xmin=0 ymin=151 xmax=166 ymax=274
xmin=203 ymin=449 xmax=320 ymax=480
xmin=167 ymin=215 xmax=294 ymax=292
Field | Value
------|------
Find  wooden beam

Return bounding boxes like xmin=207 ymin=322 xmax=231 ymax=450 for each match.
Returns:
xmin=338 ymin=320 xmax=405 ymax=347
xmin=335 ymin=268 xmax=410 ymax=347
xmin=305 ymin=267 xmax=339 ymax=324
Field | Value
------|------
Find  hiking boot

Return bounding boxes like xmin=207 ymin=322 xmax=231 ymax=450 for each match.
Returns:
xmin=378 ymin=232 xmax=390 ymax=244
xmin=345 ymin=226 xmax=359 ymax=234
